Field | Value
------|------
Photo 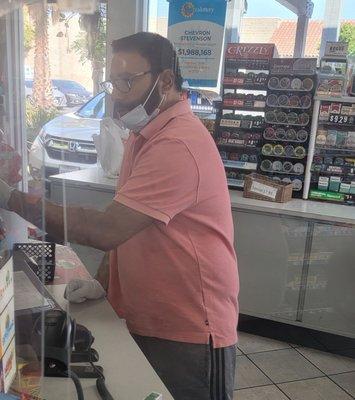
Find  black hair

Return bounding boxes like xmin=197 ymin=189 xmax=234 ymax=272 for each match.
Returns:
xmin=111 ymin=32 xmax=183 ymax=91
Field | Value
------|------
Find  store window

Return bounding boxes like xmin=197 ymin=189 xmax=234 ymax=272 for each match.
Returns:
xmin=25 ymin=2 xmax=107 ymax=184
xmin=148 ymin=0 xmax=169 ymax=37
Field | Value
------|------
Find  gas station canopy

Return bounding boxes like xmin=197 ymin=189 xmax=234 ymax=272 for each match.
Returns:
xmin=276 ymin=0 xmax=314 ymax=57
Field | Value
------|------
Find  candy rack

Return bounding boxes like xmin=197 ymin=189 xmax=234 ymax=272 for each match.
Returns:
xmin=259 ymin=58 xmax=317 ymax=197
xmin=215 ymin=43 xmax=275 ymax=189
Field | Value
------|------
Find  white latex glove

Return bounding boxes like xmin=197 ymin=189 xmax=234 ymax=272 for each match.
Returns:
xmin=64 ymin=279 xmax=106 ymax=303
xmin=0 ymin=178 xmax=15 ymax=210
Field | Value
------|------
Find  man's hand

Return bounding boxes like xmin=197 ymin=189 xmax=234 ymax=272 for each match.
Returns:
xmin=0 ymin=178 xmax=15 ymax=210
xmin=64 ymin=279 xmax=106 ymax=303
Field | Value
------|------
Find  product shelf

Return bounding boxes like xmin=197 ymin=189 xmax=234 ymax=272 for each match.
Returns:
xmin=261 ymin=153 xmax=307 ymax=160
xmin=227 ymin=178 xmax=245 ymax=188
xmin=314 ymin=95 xmax=355 ymax=103
xmin=223 ymin=160 xmax=258 ymax=170
xmin=303 ymin=95 xmax=355 ymax=203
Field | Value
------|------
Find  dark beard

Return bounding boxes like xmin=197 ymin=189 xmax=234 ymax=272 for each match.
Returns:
xmin=113 ymin=80 xmax=161 ymax=118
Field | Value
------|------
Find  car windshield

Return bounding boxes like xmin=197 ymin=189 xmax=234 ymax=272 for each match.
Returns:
xmin=76 ymin=92 xmax=105 ymax=119
xmin=52 ymin=80 xmax=86 ymax=91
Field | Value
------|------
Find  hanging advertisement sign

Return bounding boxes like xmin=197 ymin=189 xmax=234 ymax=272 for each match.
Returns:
xmin=324 ymin=42 xmax=348 ymax=59
xmin=168 ymin=0 xmax=227 ymax=87
xmin=225 ymin=43 xmax=275 ymax=60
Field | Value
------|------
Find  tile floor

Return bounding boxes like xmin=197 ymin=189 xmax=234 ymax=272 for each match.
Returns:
xmin=68 ymin=246 xmax=355 ymax=399
xmin=234 ymin=332 xmax=355 ymax=399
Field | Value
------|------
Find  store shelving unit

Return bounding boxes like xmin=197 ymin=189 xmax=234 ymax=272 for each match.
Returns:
xmin=303 ymin=95 xmax=355 ymax=205
xmin=258 ymin=58 xmax=317 ymax=197
xmin=215 ymin=43 xmax=275 ymax=189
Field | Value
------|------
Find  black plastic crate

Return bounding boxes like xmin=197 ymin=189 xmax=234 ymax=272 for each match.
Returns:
xmin=14 ymin=242 xmax=55 ymax=283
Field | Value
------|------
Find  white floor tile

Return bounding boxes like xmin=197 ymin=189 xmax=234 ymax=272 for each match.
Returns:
xmin=237 ymin=332 xmax=291 ymax=354
xmin=234 ymin=384 xmax=289 ymax=400
xmin=279 ymin=376 xmax=353 ymax=400
xmin=330 ymin=371 xmax=355 ymax=397
xmin=249 ymin=349 xmax=324 ymax=383
xmin=236 ymin=347 xmax=243 ymax=355
xmin=296 ymin=347 xmax=355 ymax=375
xmin=235 ymin=355 xmax=272 ymax=390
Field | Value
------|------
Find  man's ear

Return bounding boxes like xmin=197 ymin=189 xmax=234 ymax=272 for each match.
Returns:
xmin=160 ymin=69 xmax=175 ymax=92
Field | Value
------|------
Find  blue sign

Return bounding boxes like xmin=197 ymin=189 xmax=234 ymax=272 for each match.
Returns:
xmin=168 ymin=0 xmax=227 ymax=87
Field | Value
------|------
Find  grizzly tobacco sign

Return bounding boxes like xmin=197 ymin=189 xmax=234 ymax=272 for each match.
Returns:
xmin=226 ymin=43 xmax=275 ymax=60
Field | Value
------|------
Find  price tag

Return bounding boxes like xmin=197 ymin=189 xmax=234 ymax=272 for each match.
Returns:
xmin=328 ymin=114 xmax=350 ymax=125
xmin=250 ymin=181 xmax=278 ymax=200
xmin=223 ymin=77 xmax=244 ymax=86
xmin=223 ymin=99 xmax=244 ymax=107
xmin=220 ymin=119 xmax=241 ymax=128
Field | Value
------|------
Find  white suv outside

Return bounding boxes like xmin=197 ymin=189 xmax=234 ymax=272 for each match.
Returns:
xmin=29 ymin=92 xmax=105 ymax=180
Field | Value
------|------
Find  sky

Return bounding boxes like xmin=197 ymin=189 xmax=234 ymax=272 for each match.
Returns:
xmin=151 ymin=0 xmax=355 ymax=20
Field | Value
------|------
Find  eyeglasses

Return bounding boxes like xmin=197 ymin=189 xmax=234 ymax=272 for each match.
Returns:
xmin=100 ymin=70 xmax=153 ymax=94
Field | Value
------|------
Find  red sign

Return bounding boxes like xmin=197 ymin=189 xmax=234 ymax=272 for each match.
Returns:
xmin=223 ymin=77 xmax=244 ymax=85
xmin=223 ymin=99 xmax=244 ymax=107
xmin=226 ymin=43 xmax=275 ymax=60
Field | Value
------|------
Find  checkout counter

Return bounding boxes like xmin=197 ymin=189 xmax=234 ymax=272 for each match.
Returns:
xmin=1 ymin=210 xmax=173 ymax=399
xmin=49 ymin=168 xmax=355 ymax=340
xmin=41 ymin=284 xmax=174 ymax=399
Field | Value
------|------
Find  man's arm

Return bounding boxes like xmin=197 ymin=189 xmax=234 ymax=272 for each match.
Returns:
xmin=95 ymin=251 xmax=110 ymax=291
xmin=8 ymin=190 xmax=153 ymax=252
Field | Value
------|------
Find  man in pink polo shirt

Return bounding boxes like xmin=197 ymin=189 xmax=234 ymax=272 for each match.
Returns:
xmin=0 ymin=32 xmax=239 ymax=399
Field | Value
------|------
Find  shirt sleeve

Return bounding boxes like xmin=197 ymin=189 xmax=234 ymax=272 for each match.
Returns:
xmin=114 ymin=139 xmax=199 ymax=225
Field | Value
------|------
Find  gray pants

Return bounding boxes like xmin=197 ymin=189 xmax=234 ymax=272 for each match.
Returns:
xmin=132 ymin=334 xmax=236 ymax=400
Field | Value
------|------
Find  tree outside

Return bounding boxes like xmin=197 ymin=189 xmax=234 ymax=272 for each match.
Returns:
xmin=24 ymin=7 xmax=35 ymax=57
xmin=28 ymin=2 xmax=54 ymax=110
xmin=71 ymin=5 xmax=106 ymax=95
xmin=339 ymin=22 xmax=355 ymax=55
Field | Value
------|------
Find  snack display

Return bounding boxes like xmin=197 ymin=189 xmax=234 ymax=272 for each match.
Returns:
xmin=268 ymin=76 xmax=314 ymax=92
xmin=260 ymin=159 xmax=304 ymax=175
xmin=223 ymin=93 xmax=266 ymax=109
xmin=223 ymin=72 xmax=268 ymax=88
xmin=215 ymin=43 xmax=275 ymax=189
xmin=306 ymin=100 xmax=355 ymax=205
xmin=259 ymin=58 xmax=316 ymax=196
xmin=265 ymin=110 xmax=310 ymax=126
xmin=264 ymin=94 xmax=313 ymax=109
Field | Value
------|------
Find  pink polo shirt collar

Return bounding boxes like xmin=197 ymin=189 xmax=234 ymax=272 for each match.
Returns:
xmin=138 ymin=100 xmax=191 ymax=140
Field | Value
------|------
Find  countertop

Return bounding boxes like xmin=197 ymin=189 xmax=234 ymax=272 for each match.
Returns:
xmin=40 ymin=285 xmax=174 ymax=400
xmin=50 ymin=168 xmax=355 ymax=226
xmin=230 ymin=191 xmax=355 ymax=225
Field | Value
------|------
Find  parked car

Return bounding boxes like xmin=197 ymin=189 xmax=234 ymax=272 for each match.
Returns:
xmin=28 ymin=92 xmax=105 ymax=180
xmin=52 ymin=79 xmax=92 ymax=107
xmin=25 ymin=80 xmax=67 ymax=109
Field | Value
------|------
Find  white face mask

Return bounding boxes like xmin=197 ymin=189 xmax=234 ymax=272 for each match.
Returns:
xmin=118 ymin=75 xmax=166 ymax=132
